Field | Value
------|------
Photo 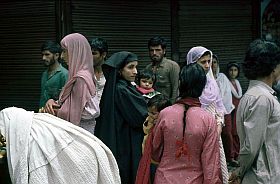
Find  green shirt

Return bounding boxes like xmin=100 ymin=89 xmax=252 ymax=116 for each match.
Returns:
xmin=39 ymin=64 xmax=68 ymax=108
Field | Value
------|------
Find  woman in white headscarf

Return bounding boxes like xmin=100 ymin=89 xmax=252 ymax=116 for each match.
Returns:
xmin=186 ymin=46 xmax=229 ymax=184
xmin=0 ymin=107 xmax=121 ymax=184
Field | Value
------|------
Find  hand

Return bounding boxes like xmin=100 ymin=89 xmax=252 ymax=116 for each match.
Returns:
xmin=229 ymin=170 xmax=241 ymax=184
xmin=44 ymin=99 xmax=60 ymax=115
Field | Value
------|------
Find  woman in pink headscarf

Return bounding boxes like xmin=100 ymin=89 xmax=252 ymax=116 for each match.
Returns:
xmin=186 ymin=46 xmax=229 ymax=184
xmin=43 ymin=33 xmax=99 ymax=134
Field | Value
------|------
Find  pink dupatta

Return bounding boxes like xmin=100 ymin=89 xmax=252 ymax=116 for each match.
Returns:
xmin=57 ymin=33 xmax=95 ymax=125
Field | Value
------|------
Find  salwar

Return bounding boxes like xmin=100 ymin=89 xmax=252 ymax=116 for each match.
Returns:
xmin=221 ymin=114 xmax=234 ymax=161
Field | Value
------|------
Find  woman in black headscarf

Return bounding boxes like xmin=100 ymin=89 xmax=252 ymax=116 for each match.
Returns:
xmin=95 ymin=51 xmax=147 ymax=184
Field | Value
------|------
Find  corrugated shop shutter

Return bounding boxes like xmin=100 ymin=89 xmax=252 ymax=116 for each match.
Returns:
xmin=0 ymin=1 xmax=57 ymax=111
xmin=71 ymin=0 xmax=171 ymax=69
xmin=178 ymin=0 xmax=255 ymax=91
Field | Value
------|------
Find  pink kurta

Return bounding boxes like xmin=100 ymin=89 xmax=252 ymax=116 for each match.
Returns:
xmin=152 ymin=104 xmax=222 ymax=184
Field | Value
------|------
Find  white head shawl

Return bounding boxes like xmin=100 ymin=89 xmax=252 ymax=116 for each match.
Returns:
xmin=186 ymin=46 xmax=226 ymax=114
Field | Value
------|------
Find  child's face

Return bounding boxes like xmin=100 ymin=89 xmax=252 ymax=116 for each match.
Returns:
xmin=148 ymin=105 xmax=159 ymax=120
xmin=140 ymin=78 xmax=154 ymax=90
xmin=228 ymin=66 xmax=239 ymax=79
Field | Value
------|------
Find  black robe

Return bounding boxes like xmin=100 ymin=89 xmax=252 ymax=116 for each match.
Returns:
xmin=95 ymin=51 xmax=147 ymax=184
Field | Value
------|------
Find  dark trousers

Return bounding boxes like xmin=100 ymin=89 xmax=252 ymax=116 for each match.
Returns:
xmin=221 ymin=114 xmax=234 ymax=161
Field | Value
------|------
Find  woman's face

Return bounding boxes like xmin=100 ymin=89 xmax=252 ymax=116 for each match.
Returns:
xmin=228 ymin=66 xmax=239 ymax=79
xmin=197 ymin=54 xmax=211 ymax=73
xmin=120 ymin=61 xmax=138 ymax=82
xmin=211 ymin=57 xmax=218 ymax=74
xmin=61 ymin=49 xmax=69 ymax=65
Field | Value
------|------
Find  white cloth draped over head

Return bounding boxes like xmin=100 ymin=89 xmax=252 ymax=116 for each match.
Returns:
xmin=0 ymin=107 xmax=121 ymax=184
xmin=216 ymin=73 xmax=235 ymax=114
xmin=186 ymin=46 xmax=226 ymax=114
xmin=213 ymin=55 xmax=235 ymax=114
xmin=230 ymin=79 xmax=243 ymax=99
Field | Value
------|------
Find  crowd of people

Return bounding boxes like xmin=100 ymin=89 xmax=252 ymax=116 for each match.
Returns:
xmin=1 ymin=33 xmax=280 ymax=184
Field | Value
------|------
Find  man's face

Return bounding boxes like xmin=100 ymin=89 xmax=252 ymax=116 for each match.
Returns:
xmin=197 ymin=54 xmax=211 ymax=73
xmin=42 ymin=50 xmax=57 ymax=67
xmin=92 ymin=49 xmax=106 ymax=67
xmin=149 ymin=45 xmax=165 ymax=63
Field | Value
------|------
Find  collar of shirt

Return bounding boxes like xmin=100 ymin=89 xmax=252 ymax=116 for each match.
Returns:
xmin=249 ymin=80 xmax=276 ymax=96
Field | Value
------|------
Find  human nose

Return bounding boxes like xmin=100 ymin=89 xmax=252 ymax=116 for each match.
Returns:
xmin=133 ymin=68 xmax=137 ymax=74
xmin=42 ymin=55 xmax=46 ymax=60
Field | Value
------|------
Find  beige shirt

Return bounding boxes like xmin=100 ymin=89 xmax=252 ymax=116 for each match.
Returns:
xmin=236 ymin=80 xmax=280 ymax=183
xmin=146 ymin=58 xmax=180 ymax=103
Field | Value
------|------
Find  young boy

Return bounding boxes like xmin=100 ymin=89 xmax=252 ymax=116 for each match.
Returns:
xmin=142 ymin=94 xmax=171 ymax=152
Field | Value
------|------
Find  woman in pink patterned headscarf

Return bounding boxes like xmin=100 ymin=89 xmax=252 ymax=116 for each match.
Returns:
xmin=43 ymin=33 xmax=99 ymax=134
xmin=186 ymin=46 xmax=229 ymax=184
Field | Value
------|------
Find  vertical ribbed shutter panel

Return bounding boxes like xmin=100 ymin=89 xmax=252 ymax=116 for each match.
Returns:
xmin=0 ymin=1 xmax=56 ymax=110
xmin=71 ymin=0 xmax=171 ymax=69
xmin=178 ymin=0 xmax=253 ymax=91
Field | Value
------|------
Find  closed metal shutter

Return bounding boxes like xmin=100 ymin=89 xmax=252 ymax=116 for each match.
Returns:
xmin=0 ymin=1 xmax=56 ymax=110
xmin=71 ymin=0 xmax=171 ymax=69
xmin=178 ymin=0 xmax=256 ymax=91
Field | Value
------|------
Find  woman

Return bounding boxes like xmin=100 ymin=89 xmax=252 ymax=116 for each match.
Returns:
xmin=226 ymin=62 xmax=242 ymax=163
xmin=150 ymin=64 xmax=221 ymax=184
xmin=95 ymin=51 xmax=148 ymax=183
xmin=0 ymin=107 xmax=121 ymax=184
xmin=186 ymin=46 xmax=228 ymax=184
xmin=43 ymin=33 xmax=99 ymax=134
xmin=212 ymin=55 xmax=238 ymax=167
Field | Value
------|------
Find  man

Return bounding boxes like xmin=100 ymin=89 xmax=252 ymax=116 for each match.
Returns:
xmin=146 ymin=36 xmax=180 ymax=103
xmin=39 ymin=41 xmax=68 ymax=108
xmin=230 ymin=39 xmax=280 ymax=184
xmin=89 ymin=37 xmax=108 ymax=103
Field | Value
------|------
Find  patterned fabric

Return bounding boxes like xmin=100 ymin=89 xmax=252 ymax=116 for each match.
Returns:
xmin=206 ymin=103 xmax=229 ymax=184
xmin=151 ymin=103 xmax=222 ymax=184
xmin=0 ymin=107 xmax=121 ymax=184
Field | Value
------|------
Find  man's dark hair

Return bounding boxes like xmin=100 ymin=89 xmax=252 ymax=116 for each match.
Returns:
xmin=148 ymin=36 xmax=167 ymax=50
xmin=136 ymin=69 xmax=156 ymax=86
xmin=41 ymin=41 xmax=62 ymax=54
xmin=179 ymin=63 xmax=207 ymax=98
xmin=147 ymin=94 xmax=171 ymax=112
xmin=243 ymin=39 xmax=280 ymax=80
xmin=89 ymin=37 xmax=108 ymax=54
